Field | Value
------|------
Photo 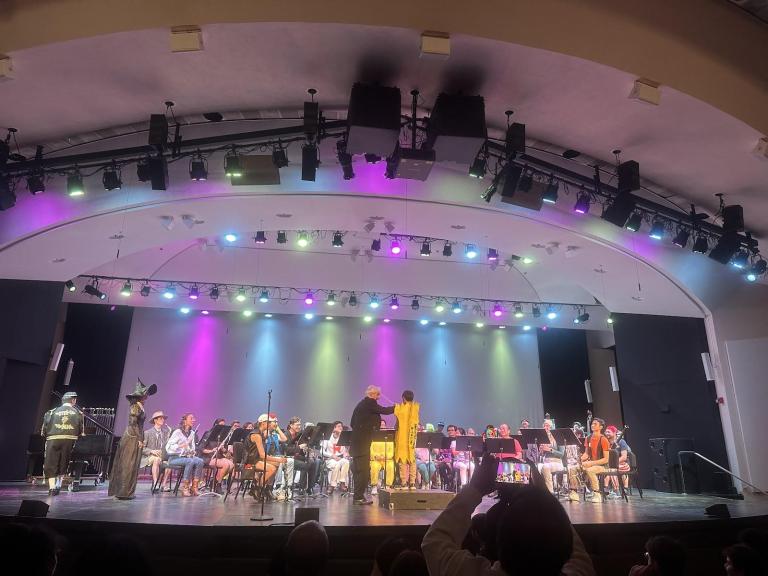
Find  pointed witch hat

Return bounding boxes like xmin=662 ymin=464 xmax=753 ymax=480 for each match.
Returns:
xmin=125 ymin=377 xmax=158 ymax=400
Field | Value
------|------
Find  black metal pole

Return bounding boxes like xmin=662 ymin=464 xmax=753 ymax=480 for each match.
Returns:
xmin=251 ymin=389 xmax=274 ymax=522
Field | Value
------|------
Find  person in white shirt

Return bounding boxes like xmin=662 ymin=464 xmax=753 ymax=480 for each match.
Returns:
xmin=165 ymin=413 xmax=204 ymax=496
xmin=321 ymin=421 xmax=350 ymax=494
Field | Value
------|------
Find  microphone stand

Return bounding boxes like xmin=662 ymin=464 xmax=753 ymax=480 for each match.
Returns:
xmin=251 ymin=389 xmax=274 ymax=522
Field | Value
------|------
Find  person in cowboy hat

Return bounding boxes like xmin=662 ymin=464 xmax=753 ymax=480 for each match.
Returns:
xmin=41 ymin=391 xmax=85 ymax=496
xmin=109 ymin=379 xmax=157 ymax=499
xmin=140 ymin=410 xmax=172 ymax=491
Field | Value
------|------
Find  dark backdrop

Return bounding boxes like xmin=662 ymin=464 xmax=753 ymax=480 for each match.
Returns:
xmin=537 ymin=328 xmax=591 ymax=430
xmin=612 ymin=314 xmax=728 ymax=491
xmin=0 ymin=280 xmax=63 ymax=480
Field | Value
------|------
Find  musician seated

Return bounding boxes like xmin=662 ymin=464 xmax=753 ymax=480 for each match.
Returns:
xmin=370 ymin=419 xmax=395 ymax=495
xmin=140 ymin=410 xmax=172 ymax=491
xmin=284 ymin=416 xmax=321 ymax=495
xmin=244 ymin=414 xmax=288 ymax=500
xmin=538 ymin=418 xmax=565 ymax=494
xmin=321 ymin=421 xmax=350 ymax=494
xmin=494 ymin=423 xmax=523 ymax=460
xmin=437 ymin=424 xmax=459 ymax=490
xmin=165 ymin=413 xmax=205 ymax=497
xmin=604 ymin=425 xmax=632 ymax=497
xmin=570 ymin=417 xmax=610 ymax=503
xmin=450 ymin=429 xmax=475 ymax=488
xmin=416 ymin=423 xmax=438 ymax=488
xmin=199 ymin=427 xmax=235 ymax=495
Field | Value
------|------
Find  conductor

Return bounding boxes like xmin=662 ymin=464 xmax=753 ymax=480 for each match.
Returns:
xmin=350 ymin=385 xmax=394 ymax=505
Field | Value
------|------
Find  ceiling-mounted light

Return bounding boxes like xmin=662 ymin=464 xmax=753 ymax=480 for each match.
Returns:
xmin=514 ymin=304 xmax=524 ymax=318
xmin=435 ymin=300 xmax=445 ymax=313
xmin=487 ymin=248 xmax=499 ymax=261
xmin=390 ymin=239 xmax=401 ymax=255
xmin=420 ymin=242 xmax=431 ymax=257
xmin=419 ymin=319 xmax=430 ymax=326
xmin=692 ymin=236 xmax=708 ymax=254
xmin=162 ymin=284 xmax=176 ymax=300
xmin=65 ymin=280 xmax=77 ymax=292
xmin=411 ymin=298 xmax=420 ymax=311
xmin=301 ymin=144 xmax=318 ymax=181
xmin=120 ymin=281 xmax=132 ymax=297
xmin=254 ymin=231 xmax=267 ymax=244
xmin=607 ymin=314 xmax=615 ymax=325
xmin=304 ymin=291 xmax=314 ymax=305
xmin=364 ymin=153 xmax=381 ymax=164
xmin=442 ymin=242 xmax=452 ymax=257
xmin=523 ymin=325 xmax=532 ymax=331
xmin=369 ymin=294 xmax=380 ymax=309
xmin=276 ymin=231 xmax=287 ymax=244
xmin=574 ymin=192 xmax=591 ymax=214
xmin=189 ymin=152 xmax=208 ymax=181
xmin=451 ymin=300 xmax=462 ymax=314
xmin=389 ymin=297 xmax=400 ymax=310
xmin=243 ymin=310 xmax=253 ymax=318
xmin=492 ymin=303 xmax=503 ymax=317
xmin=102 ymin=163 xmax=122 ymax=191
xmin=67 ymin=172 xmax=85 ymax=197
xmin=224 ymin=233 xmax=238 ymax=243
xmin=26 ymin=172 xmax=45 ymax=195
xmin=625 ymin=213 xmax=643 ymax=232
xmin=140 ymin=283 xmax=151 ymax=297
xmin=348 ymin=292 xmax=358 ymax=307
xmin=209 ymin=286 xmax=219 ymax=300
xmin=465 ymin=244 xmax=478 ymax=259
xmin=649 ymin=219 xmax=665 ymax=240
xmin=332 ymin=231 xmax=344 ymax=248
xmin=297 ymin=231 xmax=310 ymax=248
xmin=371 ymin=239 xmax=381 ymax=252
xmin=574 ymin=312 xmax=590 ymax=324
xmin=673 ymin=229 xmax=690 ymax=248
xmin=518 ymin=170 xmax=533 ymax=192
xmin=84 ymin=282 xmax=106 ymax=300
xmin=532 ymin=305 xmax=541 ymax=319
xmin=235 ymin=287 xmax=247 ymax=302
xmin=336 ymin=141 xmax=355 ymax=180
xmin=546 ymin=305 xmax=558 ymax=320
xmin=746 ymin=259 xmax=767 ymax=282
xmin=259 ymin=289 xmax=270 ymax=303
xmin=189 ymin=285 xmax=199 ymax=300
xmin=542 ymin=180 xmax=559 ymax=204
xmin=326 ymin=292 xmax=336 ymax=306
xmin=731 ymin=250 xmax=749 ymax=269
xmin=224 ymin=148 xmax=242 ymax=178
xmin=469 ymin=155 xmax=487 ymax=179
xmin=272 ymin=146 xmax=289 ymax=168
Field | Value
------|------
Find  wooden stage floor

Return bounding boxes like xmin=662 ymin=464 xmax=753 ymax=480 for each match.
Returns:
xmin=1 ymin=481 xmax=767 ymax=528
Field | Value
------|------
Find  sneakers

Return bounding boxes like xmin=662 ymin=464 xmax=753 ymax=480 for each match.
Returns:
xmin=590 ymin=493 xmax=604 ymax=503
xmin=568 ymin=491 xmax=581 ymax=502
xmin=353 ymin=498 xmax=373 ymax=505
xmin=371 ymin=486 xmax=378 ymax=496
xmin=606 ymin=491 xmax=621 ymax=500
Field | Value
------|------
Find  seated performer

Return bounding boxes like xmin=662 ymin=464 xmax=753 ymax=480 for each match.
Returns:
xmin=41 ymin=391 xmax=84 ymax=496
xmin=518 ymin=419 xmax=531 ymax=434
xmin=538 ymin=418 xmax=565 ymax=494
xmin=569 ymin=417 xmax=610 ymax=503
xmin=494 ymin=423 xmax=523 ymax=461
xmin=483 ymin=424 xmax=497 ymax=439
xmin=199 ymin=423 xmax=236 ymax=495
xmin=284 ymin=416 xmax=321 ymax=495
xmin=437 ymin=424 xmax=459 ymax=490
xmin=451 ymin=436 xmax=475 ymax=488
xmin=394 ymin=390 xmax=420 ymax=490
xmin=165 ymin=413 xmax=205 ymax=497
xmin=415 ymin=423 xmax=438 ymax=488
xmin=370 ymin=418 xmax=395 ymax=495
xmin=264 ymin=414 xmax=291 ymax=497
xmin=604 ymin=425 xmax=632 ymax=496
xmin=140 ymin=410 xmax=172 ymax=491
xmin=321 ymin=421 xmax=350 ymax=494
xmin=244 ymin=414 xmax=288 ymax=500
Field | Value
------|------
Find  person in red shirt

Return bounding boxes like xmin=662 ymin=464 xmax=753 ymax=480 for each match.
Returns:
xmin=494 ymin=423 xmax=523 ymax=460
xmin=580 ymin=418 xmax=610 ymax=503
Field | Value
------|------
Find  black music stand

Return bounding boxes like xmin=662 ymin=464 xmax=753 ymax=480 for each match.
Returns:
xmin=230 ymin=428 xmax=248 ymax=444
xmin=520 ymin=428 xmax=550 ymax=462
xmin=307 ymin=423 xmax=335 ymax=498
xmin=416 ymin=432 xmax=444 ymax=490
xmin=485 ymin=437 xmax=522 ymax=461
xmin=207 ymin=424 xmax=230 ymax=444
xmin=335 ymin=430 xmax=354 ymax=496
xmin=371 ymin=429 xmax=395 ymax=488
xmin=552 ymin=428 xmax=581 ymax=446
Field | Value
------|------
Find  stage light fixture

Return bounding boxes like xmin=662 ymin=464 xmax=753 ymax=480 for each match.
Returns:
xmin=243 ymin=310 xmax=253 ymax=317
xmin=523 ymin=325 xmax=532 ymax=331
xmin=492 ymin=303 xmax=503 ymax=317
xmin=475 ymin=322 xmax=485 ymax=328
xmin=542 ymin=180 xmax=559 ymax=204
xmin=390 ymin=297 xmax=399 ymax=310
xmin=264 ymin=313 xmax=273 ymax=318
xmin=304 ymin=312 xmax=314 ymax=320
xmin=709 ymin=231 xmax=740 ymax=265
xmin=607 ymin=314 xmax=614 ymax=325
xmin=692 ymin=236 xmax=708 ymax=254
xmin=336 ymin=141 xmax=355 ymax=180
xmin=532 ymin=305 xmax=541 ymax=319
xmin=326 ymin=292 xmax=336 ymax=306
xmin=363 ymin=315 xmax=373 ymax=323
xmin=465 ymin=244 xmax=478 ymax=259
xmin=65 ymin=280 xmax=77 ymax=292
xmin=254 ymin=231 xmax=267 ymax=244
xmin=277 ymin=231 xmax=287 ymax=244
xmin=420 ymin=242 xmax=431 ymax=257
xmin=439 ymin=321 xmax=447 ymax=326
xmin=546 ymin=305 xmax=557 ymax=320
xmin=673 ymin=229 xmax=690 ymax=248
xmin=304 ymin=291 xmax=314 ymax=305
xmin=67 ymin=172 xmax=85 ymax=197
xmin=384 ymin=155 xmax=399 ymax=179
xmin=83 ymin=282 xmax=106 ymax=300
xmin=487 ymin=248 xmax=499 ymax=261
xmin=371 ymin=239 xmax=381 ymax=252
xmin=189 ymin=153 xmax=208 ymax=181
xmin=382 ymin=318 xmax=390 ymax=323
xmin=649 ymin=219 xmax=665 ymax=240
xmin=514 ymin=304 xmax=524 ymax=318
xmin=746 ymin=259 xmax=767 ymax=282
xmin=452 ymin=301 xmax=462 ymax=314
xmin=442 ymin=242 xmax=452 ymax=257
xmin=136 ymin=157 xmax=151 ymax=182
xmin=224 ymin=150 xmax=242 ymax=178
xmin=517 ymin=171 xmax=533 ymax=193
xmin=102 ymin=164 xmax=122 ymax=191
xmin=602 ymin=192 xmax=636 ymax=227
xmin=411 ymin=298 xmax=420 ymax=311
xmin=469 ymin=156 xmax=487 ymax=179
xmin=420 ymin=319 xmax=429 ymax=326
xmin=365 ymin=154 xmax=381 ymax=164
xmin=731 ymin=250 xmax=749 ymax=269
xmin=297 ymin=231 xmax=310 ymax=248
xmin=120 ymin=281 xmax=132 ymax=297
xmin=27 ymin=172 xmax=45 ymax=195
xmin=499 ymin=325 xmax=506 ymax=330
xmin=272 ymin=147 xmax=289 ymax=168
xmin=162 ymin=285 xmax=176 ymax=300
xmin=180 ymin=307 xmax=191 ymax=315
xmin=332 ymin=231 xmax=344 ymax=248
xmin=522 ymin=256 xmax=534 ymax=265
xmin=189 ymin=286 xmax=199 ymax=300
xmin=369 ymin=295 xmax=380 ymax=309
xmin=349 ymin=293 xmax=358 ymax=307
xmin=326 ymin=316 xmax=334 ymax=321
xmin=201 ymin=310 xmax=209 ymax=315
xmin=141 ymin=284 xmax=151 ymax=297
xmin=235 ymin=287 xmax=247 ymax=302
xmin=259 ymin=290 xmax=270 ymax=303
xmin=574 ymin=192 xmax=591 ymax=214
xmin=209 ymin=286 xmax=219 ymax=300
xmin=625 ymin=213 xmax=642 ymax=232
xmin=574 ymin=312 xmax=590 ymax=324
xmin=390 ymin=239 xmax=401 ymax=255
xmin=435 ymin=300 xmax=445 ymax=313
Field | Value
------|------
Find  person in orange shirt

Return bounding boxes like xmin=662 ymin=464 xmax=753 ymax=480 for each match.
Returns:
xmin=575 ymin=417 xmax=610 ymax=503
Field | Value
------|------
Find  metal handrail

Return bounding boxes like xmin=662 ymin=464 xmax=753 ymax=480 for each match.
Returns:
xmin=677 ymin=450 xmax=767 ymax=495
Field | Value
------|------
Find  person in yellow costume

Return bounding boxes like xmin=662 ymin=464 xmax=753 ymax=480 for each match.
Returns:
xmin=370 ymin=418 xmax=395 ymax=495
xmin=394 ymin=390 xmax=420 ymax=489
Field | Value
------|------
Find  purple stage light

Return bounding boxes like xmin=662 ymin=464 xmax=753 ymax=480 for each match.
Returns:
xmin=390 ymin=297 xmax=399 ymax=310
xmin=492 ymin=303 xmax=503 ymax=317
xmin=390 ymin=240 xmax=401 ymax=255
xmin=201 ymin=310 xmax=210 ymax=315
xmin=304 ymin=291 xmax=314 ymax=305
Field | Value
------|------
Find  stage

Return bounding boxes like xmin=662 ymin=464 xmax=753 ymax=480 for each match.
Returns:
xmin=2 ymin=481 xmax=768 ymax=575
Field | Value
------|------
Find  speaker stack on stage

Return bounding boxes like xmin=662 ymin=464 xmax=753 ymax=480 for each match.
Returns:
xmin=648 ymin=437 xmax=698 ymax=493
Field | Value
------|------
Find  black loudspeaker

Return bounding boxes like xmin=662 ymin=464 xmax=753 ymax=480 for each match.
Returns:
xmin=0 ymin=178 xmax=16 ymax=211
xmin=649 ymin=437 xmax=698 ymax=493
xmin=506 ymin=123 xmax=526 ymax=155
xmin=18 ymin=500 xmax=49 ymax=517
xmin=148 ymin=114 xmax=169 ymax=149
xmin=499 ymin=164 xmax=523 ymax=199
xmin=617 ymin=160 xmax=640 ymax=193
xmin=705 ymin=503 xmax=730 ymax=518
xmin=722 ymin=205 xmax=744 ymax=232
xmin=294 ymin=507 xmax=320 ymax=526
xmin=303 ymin=101 xmax=319 ymax=137
xmin=301 ymin=145 xmax=318 ymax=181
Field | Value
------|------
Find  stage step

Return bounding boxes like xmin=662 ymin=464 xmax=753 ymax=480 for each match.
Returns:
xmin=378 ymin=488 xmax=454 ymax=510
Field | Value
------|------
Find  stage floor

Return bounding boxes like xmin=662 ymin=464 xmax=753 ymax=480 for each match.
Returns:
xmin=1 ymin=481 xmax=767 ymax=528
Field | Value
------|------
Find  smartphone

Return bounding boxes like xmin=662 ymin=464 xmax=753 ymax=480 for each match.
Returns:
xmin=496 ymin=461 xmax=531 ymax=485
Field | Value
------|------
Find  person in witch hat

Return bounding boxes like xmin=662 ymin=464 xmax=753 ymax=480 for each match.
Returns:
xmin=109 ymin=378 xmax=157 ymax=500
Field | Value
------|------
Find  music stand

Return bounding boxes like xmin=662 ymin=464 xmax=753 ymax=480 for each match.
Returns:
xmin=371 ymin=429 xmax=395 ymax=488
xmin=485 ymin=437 xmax=521 ymax=461
xmin=552 ymin=428 xmax=581 ymax=446
xmin=308 ymin=423 xmax=335 ymax=498
xmin=452 ymin=436 xmax=484 ymax=456
xmin=416 ymin=432 xmax=444 ymax=490
xmin=230 ymin=428 xmax=248 ymax=444
xmin=520 ymin=428 xmax=550 ymax=462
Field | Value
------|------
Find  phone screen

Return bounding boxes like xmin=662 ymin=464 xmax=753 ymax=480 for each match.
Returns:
xmin=496 ymin=461 xmax=531 ymax=484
